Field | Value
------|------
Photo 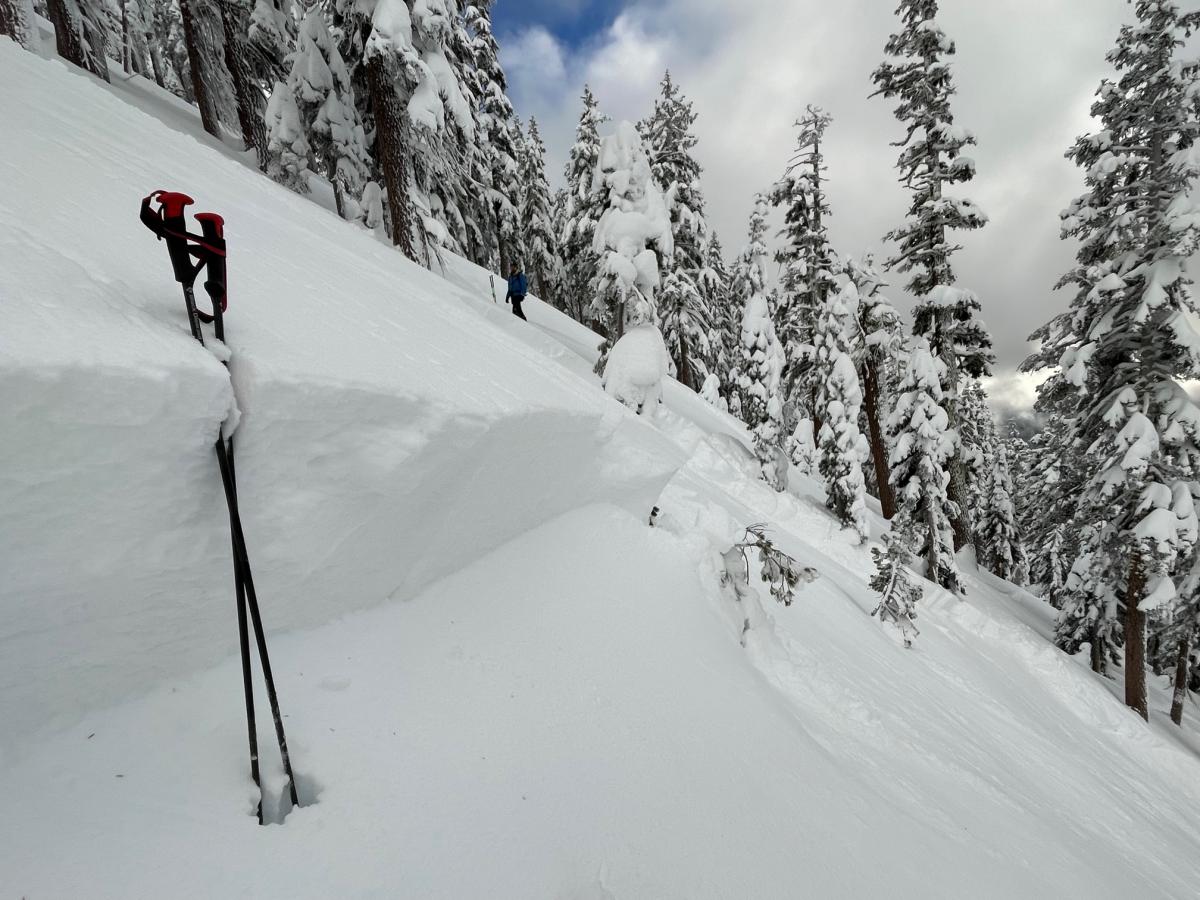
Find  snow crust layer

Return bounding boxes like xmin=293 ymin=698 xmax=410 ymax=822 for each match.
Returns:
xmin=0 ymin=41 xmax=680 ymax=744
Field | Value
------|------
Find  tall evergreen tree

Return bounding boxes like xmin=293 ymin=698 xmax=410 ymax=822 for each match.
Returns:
xmin=814 ymin=281 xmax=869 ymax=539
xmin=1022 ymin=0 xmax=1200 ymax=718
xmin=704 ymin=233 xmax=740 ymax=413
xmin=560 ymin=85 xmax=607 ymax=328
xmin=733 ymin=195 xmax=787 ymax=490
xmin=770 ymin=106 xmax=837 ymax=437
xmin=887 ymin=341 xmax=962 ymax=592
xmin=519 ymin=117 xmax=561 ymax=307
xmin=466 ymin=1 xmax=522 ymax=272
xmin=977 ymin=439 xmax=1027 ymax=583
xmin=871 ymin=0 xmax=993 ymax=552
xmin=642 ymin=71 xmax=713 ymax=390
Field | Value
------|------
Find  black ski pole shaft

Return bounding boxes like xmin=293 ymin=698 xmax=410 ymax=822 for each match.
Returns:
xmin=213 ymin=436 xmax=300 ymax=809
xmin=182 ymin=284 xmax=267 ymax=817
xmin=143 ymin=192 xmax=300 ymax=819
xmin=205 ymin=258 xmax=300 ymax=811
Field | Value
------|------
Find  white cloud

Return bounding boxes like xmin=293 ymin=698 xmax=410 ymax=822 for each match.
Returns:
xmin=500 ymin=0 xmax=1137 ymax=404
xmin=499 ymin=25 xmax=568 ymax=111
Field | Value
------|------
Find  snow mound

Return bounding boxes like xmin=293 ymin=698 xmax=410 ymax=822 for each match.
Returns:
xmin=602 ymin=323 xmax=671 ymax=414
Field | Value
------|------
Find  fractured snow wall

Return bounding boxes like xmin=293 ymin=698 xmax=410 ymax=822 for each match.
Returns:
xmin=0 ymin=43 xmax=681 ymax=746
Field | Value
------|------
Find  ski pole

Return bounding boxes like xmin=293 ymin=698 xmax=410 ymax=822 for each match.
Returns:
xmin=139 ymin=191 xmax=300 ymax=821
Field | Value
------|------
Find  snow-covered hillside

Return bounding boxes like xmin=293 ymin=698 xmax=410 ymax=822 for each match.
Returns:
xmin=5 ymin=39 xmax=1200 ymax=900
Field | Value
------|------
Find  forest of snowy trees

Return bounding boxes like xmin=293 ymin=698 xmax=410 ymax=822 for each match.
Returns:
xmin=7 ymin=0 xmax=1200 ymax=724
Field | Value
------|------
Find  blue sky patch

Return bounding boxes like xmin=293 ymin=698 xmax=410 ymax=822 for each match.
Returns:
xmin=492 ymin=0 xmax=624 ymax=48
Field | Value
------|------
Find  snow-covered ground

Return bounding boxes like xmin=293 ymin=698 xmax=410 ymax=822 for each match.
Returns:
xmin=5 ymin=38 xmax=1200 ymax=899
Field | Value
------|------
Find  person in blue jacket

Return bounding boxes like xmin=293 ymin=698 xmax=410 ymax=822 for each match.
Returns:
xmin=504 ymin=262 xmax=528 ymax=321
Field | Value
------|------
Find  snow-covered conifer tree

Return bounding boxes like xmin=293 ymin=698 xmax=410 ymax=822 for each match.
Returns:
xmin=770 ymin=106 xmax=838 ymax=436
xmin=814 ymin=281 xmax=869 ymax=539
xmin=519 ymin=117 xmax=561 ymax=307
xmin=1021 ymin=0 xmax=1200 ymax=717
xmin=590 ymin=121 xmax=673 ymax=339
xmin=733 ymin=195 xmax=787 ymax=490
xmin=842 ymin=255 xmax=904 ymax=520
xmin=561 ymin=85 xmax=608 ymax=327
xmin=976 ymin=441 xmax=1026 ymax=583
xmin=703 ymin=233 xmax=740 ymax=411
xmin=642 ymin=71 xmax=714 ymax=390
xmin=887 ymin=341 xmax=961 ymax=592
xmin=264 ymin=79 xmax=312 ymax=192
xmin=871 ymin=0 xmax=993 ymax=551
xmin=466 ymin=1 xmax=521 ymax=271
xmin=286 ymin=7 xmax=370 ymax=218
xmin=956 ymin=379 xmax=993 ymax=535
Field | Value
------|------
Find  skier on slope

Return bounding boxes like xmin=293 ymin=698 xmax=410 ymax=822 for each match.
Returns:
xmin=504 ymin=262 xmax=528 ymax=321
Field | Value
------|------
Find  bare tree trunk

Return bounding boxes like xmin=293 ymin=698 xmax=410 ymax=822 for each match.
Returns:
xmin=1 ymin=0 xmax=36 ymax=48
xmin=676 ymin=333 xmax=695 ymax=391
xmin=939 ymin=319 xmax=972 ymax=551
xmin=217 ymin=1 xmax=267 ymax=170
xmin=1125 ymin=553 xmax=1148 ymax=720
xmin=1171 ymin=634 xmax=1190 ymax=725
xmin=179 ymin=0 xmax=222 ymax=139
xmin=148 ymin=41 xmax=166 ymax=88
xmin=367 ymin=54 xmax=416 ymax=260
xmin=1090 ymin=631 xmax=1104 ymax=675
xmin=47 ymin=0 xmax=87 ymax=69
xmin=926 ymin=494 xmax=942 ymax=587
xmin=120 ymin=0 xmax=131 ymax=74
xmin=862 ymin=358 xmax=896 ymax=519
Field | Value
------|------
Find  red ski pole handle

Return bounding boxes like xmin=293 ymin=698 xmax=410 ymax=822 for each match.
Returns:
xmin=140 ymin=190 xmax=197 ymax=284
xmin=195 ymin=213 xmax=228 ymax=324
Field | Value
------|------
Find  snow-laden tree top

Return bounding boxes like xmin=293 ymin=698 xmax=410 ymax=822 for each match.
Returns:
xmin=591 ymin=120 xmax=674 ymax=329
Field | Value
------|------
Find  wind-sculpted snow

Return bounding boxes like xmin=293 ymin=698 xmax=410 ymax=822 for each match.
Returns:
xmin=0 ymin=42 xmax=681 ymax=744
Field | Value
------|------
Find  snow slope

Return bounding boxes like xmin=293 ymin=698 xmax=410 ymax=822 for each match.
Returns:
xmin=6 ymin=37 xmax=1200 ymax=900
xmin=0 ymin=41 xmax=680 ymax=745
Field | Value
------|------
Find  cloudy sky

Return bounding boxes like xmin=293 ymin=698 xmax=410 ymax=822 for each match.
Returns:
xmin=493 ymin=0 xmax=1136 ymax=409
